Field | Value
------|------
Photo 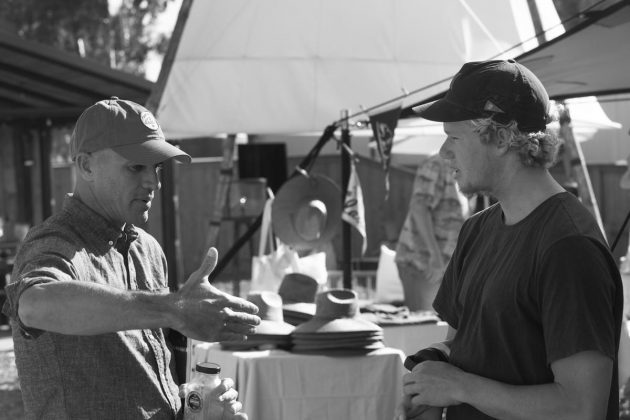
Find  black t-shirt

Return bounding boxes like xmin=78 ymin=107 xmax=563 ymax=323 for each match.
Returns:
xmin=434 ymin=192 xmax=623 ymax=420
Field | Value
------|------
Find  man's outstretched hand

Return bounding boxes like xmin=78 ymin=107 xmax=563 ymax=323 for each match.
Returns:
xmin=172 ymin=247 xmax=260 ymax=342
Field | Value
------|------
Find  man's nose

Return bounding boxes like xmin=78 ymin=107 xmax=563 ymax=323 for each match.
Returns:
xmin=439 ymin=140 xmax=452 ymax=160
xmin=143 ymin=168 xmax=161 ymax=190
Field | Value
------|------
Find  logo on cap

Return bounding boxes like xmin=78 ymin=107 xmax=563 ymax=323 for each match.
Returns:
xmin=483 ymin=100 xmax=505 ymax=114
xmin=140 ymin=111 xmax=159 ymax=130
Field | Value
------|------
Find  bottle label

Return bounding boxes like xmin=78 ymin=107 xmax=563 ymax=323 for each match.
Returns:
xmin=186 ymin=391 xmax=203 ymax=412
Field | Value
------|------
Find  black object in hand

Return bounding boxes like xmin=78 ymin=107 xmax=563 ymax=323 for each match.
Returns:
xmin=404 ymin=347 xmax=449 ymax=371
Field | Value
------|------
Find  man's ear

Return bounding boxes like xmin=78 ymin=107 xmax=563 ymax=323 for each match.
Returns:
xmin=494 ymin=127 xmax=511 ymax=155
xmin=75 ymin=152 xmax=96 ymax=181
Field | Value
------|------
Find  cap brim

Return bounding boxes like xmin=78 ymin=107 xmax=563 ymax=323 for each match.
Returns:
xmin=112 ymin=140 xmax=191 ymax=165
xmin=412 ymin=98 xmax=483 ymax=122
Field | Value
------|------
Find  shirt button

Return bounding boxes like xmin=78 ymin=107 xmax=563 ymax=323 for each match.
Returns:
xmin=108 ymin=241 xmax=113 ymax=246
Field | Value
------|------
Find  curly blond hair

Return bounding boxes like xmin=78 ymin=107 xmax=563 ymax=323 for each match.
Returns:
xmin=470 ymin=118 xmax=560 ymax=169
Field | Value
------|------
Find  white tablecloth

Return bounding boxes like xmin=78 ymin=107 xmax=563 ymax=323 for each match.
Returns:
xmin=191 ymin=343 xmax=406 ymax=420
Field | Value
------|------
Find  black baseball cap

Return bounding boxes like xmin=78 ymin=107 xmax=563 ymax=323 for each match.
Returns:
xmin=413 ymin=59 xmax=550 ymax=132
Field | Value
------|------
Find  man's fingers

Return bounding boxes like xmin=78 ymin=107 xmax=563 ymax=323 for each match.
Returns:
xmin=219 ymin=377 xmax=235 ymax=390
xmin=222 ymin=295 xmax=260 ymax=315
xmin=197 ymin=247 xmax=219 ymax=277
xmin=223 ymin=307 xmax=261 ymax=325
xmin=218 ymin=332 xmax=249 ymax=342
xmin=232 ymin=409 xmax=248 ymax=419
xmin=225 ymin=400 xmax=243 ymax=415
xmin=224 ymin=319 xmax=259 ymax=335
xmin=219 ymin=388 xmax=238 ymax=403
xmin=183 ymin=247 xmax=219 ymax=288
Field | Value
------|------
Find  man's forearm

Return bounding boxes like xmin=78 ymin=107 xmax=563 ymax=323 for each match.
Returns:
xmin=407 ymin=350 xmax=610 ymax=420
xmin=456 ymin=356 xmax=611 ymax=420
xmin=18 ymin=281 xmax=176 ymax=335
xmin=459 ymin=374 xmax=587 ymax=420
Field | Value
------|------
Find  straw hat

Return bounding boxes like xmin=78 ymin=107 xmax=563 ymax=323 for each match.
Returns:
xmin=247 ymin=291 xmax=294 ymax=335
xmin=271 ymin=173 xmax=341 ymax=251
xmin=292 ymin=289 xmax=382 ymax=334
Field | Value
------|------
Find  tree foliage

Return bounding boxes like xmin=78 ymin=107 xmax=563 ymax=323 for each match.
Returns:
xmin=0 ymin=0 xmax=174 ymax=78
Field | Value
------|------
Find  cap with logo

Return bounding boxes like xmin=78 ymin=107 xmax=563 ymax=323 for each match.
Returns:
xmin=70 ymin=97 xmax=191 ymax=165
xmin=412 ymin=59 xmax=550 ymax=133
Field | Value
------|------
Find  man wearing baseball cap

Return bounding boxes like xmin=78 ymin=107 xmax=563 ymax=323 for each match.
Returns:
xmin=3 ymin=98 xmax=260 ymax=419
xmin=397 ymin=61 xmax=622 ymax=419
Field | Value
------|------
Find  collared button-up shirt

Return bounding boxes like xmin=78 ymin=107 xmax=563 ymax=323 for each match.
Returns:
xmin=396 ymin=154 xmax=470 ymax=272
xmin=2 ymin=194 xmax=181 ymax=419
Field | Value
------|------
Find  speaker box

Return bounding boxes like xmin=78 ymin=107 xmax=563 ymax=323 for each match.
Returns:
xmin=238 ymin=143 xmax=288 ymax=193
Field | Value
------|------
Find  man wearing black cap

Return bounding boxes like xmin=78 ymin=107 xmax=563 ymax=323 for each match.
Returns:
xmin=2 ymin=98 xmax=260 ymax=419
xmin=397 ymin=60 xmax=623 ymax=420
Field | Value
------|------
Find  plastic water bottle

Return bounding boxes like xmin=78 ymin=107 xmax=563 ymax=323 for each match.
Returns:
xmin=181 ymin=362 xmax=225 ymax=420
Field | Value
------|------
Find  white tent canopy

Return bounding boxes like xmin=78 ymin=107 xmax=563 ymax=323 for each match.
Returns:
xmin=397 ymin=0 xmax=630 ymax=162
xmin=517 ymin=1 xmax=630 ymax=100
xmin=156 ymin=0 xmax=556 ymax=137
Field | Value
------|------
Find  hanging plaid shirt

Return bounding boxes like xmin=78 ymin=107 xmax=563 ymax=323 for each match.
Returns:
xmin=2 ymin=194 xmax=180 ymax=419
xmin=395 ymin=155 xmax=470 ymax=272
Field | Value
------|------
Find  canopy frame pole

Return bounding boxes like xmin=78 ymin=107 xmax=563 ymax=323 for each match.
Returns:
xmin=558 ymin=103 xmax=606 ymax=241
xmin=340 ymin=110 xmax=353 ymax=290
xmin=205 ymin=134 xmax=236 ymax=276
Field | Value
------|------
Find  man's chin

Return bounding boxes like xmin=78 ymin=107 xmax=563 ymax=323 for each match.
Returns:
xmin=128 ymin=212 xmax=149 ymax=227
xmin=457 ymin=183 xmax=476 ymax=196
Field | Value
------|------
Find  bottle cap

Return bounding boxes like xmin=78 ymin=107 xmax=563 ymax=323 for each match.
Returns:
xmin=196 ymin=362 xmax=221 ymax=375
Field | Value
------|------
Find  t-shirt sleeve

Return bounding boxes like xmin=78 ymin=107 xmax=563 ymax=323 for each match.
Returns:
xmin=538 ymin=236 xmax=619 ymax=364
xmin=2 ymin=246 xmax=77 ymax=339
xmin=433 ymin=257 xmax=460 ymax=329
xmin=432 ymin=214 xmax=470 ymax=330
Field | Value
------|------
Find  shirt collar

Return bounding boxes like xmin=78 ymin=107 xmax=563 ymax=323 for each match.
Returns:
xmin=62 ymin=194 xmax=138 ymax=252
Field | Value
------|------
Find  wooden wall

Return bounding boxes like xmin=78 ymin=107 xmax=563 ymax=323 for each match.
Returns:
xmin=0 ymin=124 xmax=18 ymax=230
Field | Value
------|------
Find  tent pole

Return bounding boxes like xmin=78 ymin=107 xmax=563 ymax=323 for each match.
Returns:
xmin=340 ymin=110 xmax=352 ymax=289
xmin=205 ymin=134 xmax=236 ymax=279
xmin=558 ymin=103 xmax=607 ymax=241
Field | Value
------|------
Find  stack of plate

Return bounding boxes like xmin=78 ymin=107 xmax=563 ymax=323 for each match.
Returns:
xmin=291 ymin=289 xmax=384 ymax=355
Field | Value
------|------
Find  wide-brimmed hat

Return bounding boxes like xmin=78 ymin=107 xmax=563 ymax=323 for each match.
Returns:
xmin=293 ymin=289 xmax=382 ymax=335
xmin=247 ymin=291 xmax=294 ymax=335
xmin=70 ymin=97 xmax=191 ymax=166
xmin=278 ymin=273 xmax=319 ymax=326
xmin=272 ymin=172 xmax=341 ymax=251
xmin=278 ymin=273 xmax=319 ymax=303
xmin=413 ymin=60 xmax=550 ymax=133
